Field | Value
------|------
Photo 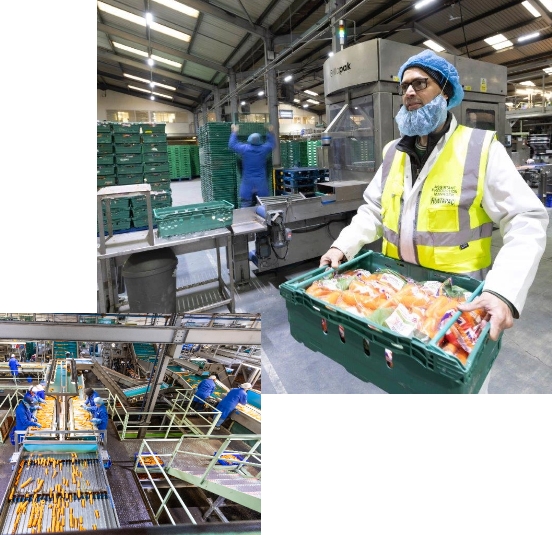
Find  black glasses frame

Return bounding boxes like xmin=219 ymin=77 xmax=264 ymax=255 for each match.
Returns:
xmin=398 ymin=77 xmax=429 ymax=96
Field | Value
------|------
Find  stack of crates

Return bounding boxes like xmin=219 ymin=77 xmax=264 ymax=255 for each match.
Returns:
xmin=130 ymin=191 xmax=173 ymax=229
xmin=190 ymin=145 xmax=200 ymax=177
xmin=113 ymin=123 xmax=143 ymax=187
xmin=198 ymin=122 xmax=238 ymax=207
xmin=306 ymin=140 xmax=321 ymax=167
xmin=285 ymin=140 xmax=309 ymax=168
xmin=351 ymin=138 xmax=375 ymax=166
xmin=167 ymin=145 xmax=193 ymax=180
xmin=97 ymin=122 xmax=116 ymax=188
xmin=141 ymin=123 xmax=170 ymax=195
xmin=98 ymin=197 xmax=132 ymax=234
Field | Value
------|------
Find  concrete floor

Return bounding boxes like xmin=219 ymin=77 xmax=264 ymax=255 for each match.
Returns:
xmin=169 ymin=179 xmax=552 ymax=394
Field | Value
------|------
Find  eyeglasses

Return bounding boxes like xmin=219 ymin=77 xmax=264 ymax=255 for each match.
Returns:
xmin=398 ymin=77 xmax=429 ymax=95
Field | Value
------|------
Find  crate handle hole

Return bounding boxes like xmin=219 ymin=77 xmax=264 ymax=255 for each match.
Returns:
xmin=363 ymin=339 xmax=370 ymax=356
xmin=321 ymin=318 xmax=328 ymax=335
xmin=385 ymin=349 xmax=393 ymax=369
xmin=338 ymin=325 xmax=346 ymax=344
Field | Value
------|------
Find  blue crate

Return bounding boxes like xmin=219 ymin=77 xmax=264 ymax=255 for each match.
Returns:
xmin=215 ymin=451 xmax=244 ymax=466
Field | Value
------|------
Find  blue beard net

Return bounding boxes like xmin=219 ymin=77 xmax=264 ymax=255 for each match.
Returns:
xmin=395 ymin=94 xmax=448 ymax=137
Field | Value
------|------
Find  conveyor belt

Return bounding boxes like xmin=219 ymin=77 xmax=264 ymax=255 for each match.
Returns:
xmin=0 ymin=451 xmax=119 ymax=532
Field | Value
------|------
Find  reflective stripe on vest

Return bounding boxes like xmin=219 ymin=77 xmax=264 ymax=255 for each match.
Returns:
xmin=381 ymin=126 xmax=495 ymax=278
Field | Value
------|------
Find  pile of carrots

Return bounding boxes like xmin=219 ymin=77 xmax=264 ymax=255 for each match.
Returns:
xmin=305 ymin=269 xmax=485 ymax=364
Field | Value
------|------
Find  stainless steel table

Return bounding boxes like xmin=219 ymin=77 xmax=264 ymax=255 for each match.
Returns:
xmin=97 ymin=226 xmax=235 ymax=314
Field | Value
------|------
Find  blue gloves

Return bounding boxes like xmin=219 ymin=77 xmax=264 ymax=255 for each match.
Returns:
xmin=33 ymin=423 xmax=42 ymax=428
xmin=91 ymin=418 xmax=101 ymax=425
xmin=81 ymin=404 xmax=87 ymax=410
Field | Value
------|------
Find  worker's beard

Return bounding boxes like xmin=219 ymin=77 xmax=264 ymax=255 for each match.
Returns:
xmin=395 ymin=94 xmax=448 ymax=136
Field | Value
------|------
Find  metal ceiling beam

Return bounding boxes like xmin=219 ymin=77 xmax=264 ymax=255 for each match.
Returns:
xmin=98 ymin=23 xmax=228 ymax=74
xmin=411 ymin=22 xmax=463 ymax=55
xmin=97 ymin=49 xmax=215 ymax=91
xmin=525 ymin=0 xmax=552 ymax=26
xmin=173 ymin=0 xmax=271 ymax=39
xmin=0 ymin=322 xmax=261 ymax=345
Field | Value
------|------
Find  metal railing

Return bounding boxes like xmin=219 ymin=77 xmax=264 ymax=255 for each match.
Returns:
xmin=106 ymin=389 xmax=221 ymax=440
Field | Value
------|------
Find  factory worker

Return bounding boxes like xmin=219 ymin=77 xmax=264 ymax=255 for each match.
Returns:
xmin=34 ymin=380 xmax=47 ymax=401
xmin=29 ymin=386 xmax=45 ymax=407
xmin=191 ymin=374 xmax=217 ymax=411
xmin=8 ymin=354 xmax=21 ymax=383
xmin=90 ymin=397 xmax=108 ymax=431
xmin=320 ymin=50 xmax=549 ymax=392
xmin=213 ymin=383 xmax=252 ymax=430
xmin=12 ymin=394 xmax=41 ymax=441
xmin=228 ymin=124 xmax=276 ymax=208
xmin=82 ymin=387 xmax=99 ymax=411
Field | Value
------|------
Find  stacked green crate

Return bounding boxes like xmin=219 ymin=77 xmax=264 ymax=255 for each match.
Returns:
xmin=98 ymin=197 xmax=132 ymax=234
xmin=130 ymin=191 xmax=173 ymax=228
xmin=190 ymin=145 xmax=200 ymax=177
xmin=198 ymin=123 xmax=238 ymax=207
xmin=280 ymin=141 xmax=290 ymax=168
xmin=306 ymin=140 xmax=321 ymax=167
xmin=167 ymin=145 xmax=192 ymax=180
xmin=97 ymin=122 xmax=115 ymax=188
xmin=113 ymin=123 xmax=144 ymax=188
xmin=287 ymin=140 xmax=309 ymax=167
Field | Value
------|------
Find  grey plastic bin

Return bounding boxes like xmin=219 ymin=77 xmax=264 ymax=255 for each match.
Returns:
xmin=122 ymin=248 xmax=177 ymax=312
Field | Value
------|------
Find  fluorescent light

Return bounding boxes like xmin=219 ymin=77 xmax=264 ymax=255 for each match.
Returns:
xmin=293 ymin=98 xmax=301 ymax=103
xmin=150 ymin=21 xmax=191 ymax=42
xmin=302 ymin=104 xmax=309 ymax=108
xmin=97 ymin=2 xmax=191 ymax=42
xmin=414 ymin=0 xmax=434 ymax=9
xmin=113 ymin=42 xmax=148 ymax=58
xmin=128 ymin=85 xmax=151 ymax=93
xmin=152 ymin=90 xmax=173 ymax=99
xmin=423 ymin=40 xmax=445 ymax=52
xmin=151 ymin=0 xmax=199 ymax=18
xmin=522 ymin=1 xmax=541 ymax=16
xmin=306 ymin=99 xmax=320 ymax=105
xmin=538 ymin=0 xmax=552 ymax=11
xmin=124 ymin=74 xmax=176 ymax=90
xmin=304 ymin=90 xmax=318 ymax=96
xmin=151 ymin=54 xmax=182 ymax=68
xmin=484 ymin=34 xmax=513 ymax=50
xmin=518 ymin=32 xmax=540 ymax=42
xmin=520 ymin=81 xmax=536 ymax=86
xmin=284 ymin=75 xmax=293 ymax=82
xmin=543 ymin=67 xmax=552 ymax=74
xmin=145 ymin=12 xmax=153 ymax=25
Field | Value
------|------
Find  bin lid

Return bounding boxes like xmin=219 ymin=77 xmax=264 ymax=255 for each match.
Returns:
xmin=122 ymin=248 xmax=177 ymax=278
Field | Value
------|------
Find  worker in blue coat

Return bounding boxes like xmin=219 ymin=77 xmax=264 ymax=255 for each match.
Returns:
xmin=11 ymin=393 xmax=41 ymax=444
xmin=214 ymin=383 xmax=252 ymax=429
xmin=82 ymin=387 xmax=99 ymax=411
xmin=8 ymin=354 xmax=21 ymax=383
xmin=191 ymin=374 xmax=217 ymax=410
xmin=90 ymin=397 xmax=108 ymax=431
xmin=228 ymin=124 xmax=276 ymax=207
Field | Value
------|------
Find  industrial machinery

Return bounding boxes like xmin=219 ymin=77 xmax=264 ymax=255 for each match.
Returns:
xmin=231 ymin=39 xmax=507 ymax=281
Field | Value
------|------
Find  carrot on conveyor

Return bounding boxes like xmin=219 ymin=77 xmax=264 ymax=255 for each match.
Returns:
xmin=20 ymin=477 xmax=33 ymax=489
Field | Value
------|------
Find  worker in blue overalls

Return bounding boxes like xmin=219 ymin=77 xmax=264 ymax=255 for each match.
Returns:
xmin=8 ymin=354 xmax=21 ymax=384
xmin=82 ymin=387 xmax=99 ymax=411
xmin=11 ymin=393 xmax=41 ymax=444
xmin=191 ymin=374 xmax=217 ymax=410
xmin=90 ymin=397 xmax=108 ymax=444
xmin=214 ymin=383 xmax=252 ymax=430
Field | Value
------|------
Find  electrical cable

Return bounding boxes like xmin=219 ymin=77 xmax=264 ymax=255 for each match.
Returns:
xmin=457 ymin=0 xmax=470 ymax=58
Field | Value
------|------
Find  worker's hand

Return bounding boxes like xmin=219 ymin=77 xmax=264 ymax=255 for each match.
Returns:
xmin=231 ymin=124 xmax=239 ymax=133
xmin=320 ymin=247 xmax=345 ymax=269
xmin=33 ymin=423 xmax=42 ymax=428
xmin=267 ymin=124 xmax=274 ymax=133
xmin=81 ymin=404 xmax=87 ymax=409
xmin=457 ymin=292 xmax=514 ymax=341
xmin=91 ymin=418 xmax=101 ymax=425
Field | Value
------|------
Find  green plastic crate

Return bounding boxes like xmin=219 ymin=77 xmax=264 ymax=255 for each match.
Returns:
xmin=143 ymin=162 xmax=169 ymax=174
xmin=279 ymin=252 xmax=502 ymax=394
xmin=97 ymin=175 xmax=116 ymax=187
xmin=116 ymin=153 xmax=143 ymax=165
xmin=114 ymin=132 xmax=141 ymax=144
xmin=143 ymin=152 xmax=169 ymax=163
xmin=144 ymin=172 xmax=170 ymax=184
xmin=112 ymin=123 xmax=141 ymax=134
xmin=97 ymin=122 xmax=111 ymax=133
xmin=97 ymin=154 xmax=114 ymax=165
xmin=97 ymin=144 xmax=113 ymax=154
xmin=97 ymin=165 xmax=115 ymax=176
xmin=117 ymin=174 xmax=144 ymax=185
xmin=114 ymin=143 xmax=142 ymax=154
xmin=97 ymin=132 xmax=112 ymax=144
xmin=141 ymin=123 xmax=166 ymax=134
xmin=142 ymin=133 xmax=167 ymax=143
xmin=117 ymin=163 xmax=143 ymax=175
xmin=153 ymin=200 xmax=233 ymax=237
xmin=142 ymin=142 xmax=168 ymax=153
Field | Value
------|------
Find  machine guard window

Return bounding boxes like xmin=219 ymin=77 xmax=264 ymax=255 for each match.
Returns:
xmin=466 ymin=108 xmax=496 ymax=131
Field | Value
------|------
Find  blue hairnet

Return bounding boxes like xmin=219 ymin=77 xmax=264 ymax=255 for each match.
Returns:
xmin=247 ymin=133 xmax=262 ymax=145
xmin=398 ymin=50 xmax=464 ymax=110
xmin=23 ymin=393 xmax=35 ymax=405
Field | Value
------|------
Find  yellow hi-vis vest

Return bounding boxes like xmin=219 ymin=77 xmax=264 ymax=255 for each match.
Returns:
xmin=380 ymin=125 xmax=496 ymax=279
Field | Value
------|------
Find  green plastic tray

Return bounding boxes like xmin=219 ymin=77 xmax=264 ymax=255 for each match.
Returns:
xmin=117 ymin=174 xmax=144 ymax=185
xmin=97 ymin=132 xmax=112 ymax=144
xmin=143 ymin=152 xmax=169 ymax=163
xmin=97 ymin=176 xmax=116 ymax=187
xmin=141 ymin=123 xmax=166 ymax=133
xmin=97 ymin=144 xmax=113 ymax=154
xmin=116 ymin=153 xmax=143 ymax=165
xmin=114 ymin=143 xmax=142 ymax=154
xmin=112 ymin=123 xmax=141 ymax=134
xmin=114 ymin=133 xmax=141 ymax=144
xmin=97 ymin=122 xmax=111 ymax=133
xmin=142 ymin=142 xmax=168 ymax=153
xmin=153 ymin=200 xmax=233 ymax=237
xmin=142 ymin=133 xmax=167 ymax=143
xmin=117 ymin=163 xmax=143 ymax=175
xmin=279 ymin=252 xmax=502 ymax=394
xmin=97 ymin=154 xmax=114 ymax=165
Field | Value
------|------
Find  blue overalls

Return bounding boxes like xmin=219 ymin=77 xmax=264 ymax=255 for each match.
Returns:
xmin=192 ymin=378 xmax=216 ymax=409
xmin=215 ymin=388 xmax=247 ymax=427
xmin=12 ymin=401 xmax=36 ymax=444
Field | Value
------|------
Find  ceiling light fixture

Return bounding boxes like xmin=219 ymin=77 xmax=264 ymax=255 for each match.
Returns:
xmin=151 ymin=0 xmax=199 ymax=18
xmin=306 ymin=99 xmax=320 ymax=105
xmin=113 ymin=42 xmax=148 ymax=57
xmin=423 ymin=40 xmax=445 ymax=52
xmin=302 ymin=103 xmax=309 ymax=108
xmin=543 ymin=67 xmax=552 ymax=74
xmin=284 ymin=75 xmax=293 ymax=82
xmin=128 ymin=85 xmax=151 ymax=93
xmin=97 ymin=2 xmax=191 ymax=42
xmin=145 ymin=12 xmax=153 ymax=26
xmin=520 ymin=81 xmax=536 ymax=86
xmin=484 ymin=34 xmax=513 ymax=50
xmin=328 ymin=51 xmax=334 ymax=57
xmin=522 ymin=1 xmax=541 ymax=17
xmin=304 ymin=90 xmax=318 ymax=96
xmin=124 ymin=74 xmax=176 ymax=90
xmin=414 ymin=0 xmax=435 ymax=9
xmin=293 ymin=98 xmax=301 ymax=103
xmin=518 ymin=32 xmax=540 ymax=42
xmin=538 ymin=0 xmax=552 ymax=11
xmin=150 ymin=94 xmax=155 ymax=100
xmin=258 ymin=90 xmax=265 ymax=97
xmin=148 ymin=57 xmax=155 ymax=66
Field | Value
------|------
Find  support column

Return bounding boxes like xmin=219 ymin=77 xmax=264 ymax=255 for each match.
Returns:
xmin=214 ymin=87 xmax=222 ymax=122
xmin=265 ymin=40 xmax=281 ymax=168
